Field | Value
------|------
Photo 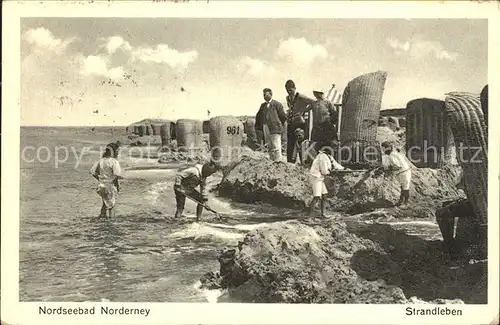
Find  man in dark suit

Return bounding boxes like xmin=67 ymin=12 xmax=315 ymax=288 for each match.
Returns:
xmin=285 ymin=79 xmax=315 ymax=163
xmin=255 ymin=88 xmax=287 ymax=161
xmin=255 ymin=105 xmax=265 ymax=149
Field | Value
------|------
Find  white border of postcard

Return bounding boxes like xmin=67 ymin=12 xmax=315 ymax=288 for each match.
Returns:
xmin=2 ymin=1 xmax=499 ymax=325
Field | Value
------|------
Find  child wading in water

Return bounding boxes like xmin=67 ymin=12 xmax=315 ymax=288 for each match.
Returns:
xmin=306 ymin=141 xmax=346 ymax=218
xmin=90 ymin=142 xmax=124 ymax=218
xmin=380 ymin=141 xmax=412 ymax=206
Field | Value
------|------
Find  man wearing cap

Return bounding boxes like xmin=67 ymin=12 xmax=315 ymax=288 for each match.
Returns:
xmin=307 ymin=88 xmax=338 ymax=144
xmin=380 ymin=141 xmax=412 ymax=206
xmin=285 ymin=79 xmax=315 ymax=163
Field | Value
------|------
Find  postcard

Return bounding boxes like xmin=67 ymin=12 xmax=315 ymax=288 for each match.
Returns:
xmin=1 ymin=1 xmax=499 ymax=324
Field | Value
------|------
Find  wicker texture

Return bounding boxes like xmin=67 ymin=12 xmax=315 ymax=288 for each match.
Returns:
xmin=160 ymin=123 xmax=172 ymax=146
xmin=380 ymin=108 xmax=406 ymax=117
xmin=151 ymin=123 xmax=162 ymax=136
xmin=338 ymin=71 xmax=386 ymax=169
xmin=406 ymin=98 xmax=454 ymax=168
xmin=480 ymin=85 xmax=488 ymax=123
xmin=445 ymin=92 xmax=488 ymax=225
xmin=340 ymin=71 xmax=387 ymax=143
xmin=202 ymin=120 xmax=210 ymax=134
xmin=175 ymin=119 xmax=203 ymax=150
xmin=209 ymin=116 xmax=244 ymax=167
xmin=137 ymin=124 xmax=145 ymax=137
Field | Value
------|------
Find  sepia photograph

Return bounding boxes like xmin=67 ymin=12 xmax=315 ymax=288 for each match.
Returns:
xmin=2 ymin=1 xmax=499 ymax=324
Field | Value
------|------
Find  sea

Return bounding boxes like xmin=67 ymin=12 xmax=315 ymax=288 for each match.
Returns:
xmin=19 ymin=126 xmax=443 ymax=302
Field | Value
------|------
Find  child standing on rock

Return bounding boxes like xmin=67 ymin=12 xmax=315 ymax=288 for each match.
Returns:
xmin=379 ymin=141 xmax=412 ymax=206
xmin=306 ymin=141 xmax=346 ymax=218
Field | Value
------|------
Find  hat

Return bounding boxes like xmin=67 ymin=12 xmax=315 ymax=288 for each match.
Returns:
xmin=202 ymin=162 xmax=218 ymax=176
xmin=106 ymin=142 xmax=118 ymax=150
xmin=285 ymin=80 xmax=296 ymax=89
xmin=293 ymin=128 xmax=305 ymax=137
xmin=313 ymin=88 xmax=325 ymax=94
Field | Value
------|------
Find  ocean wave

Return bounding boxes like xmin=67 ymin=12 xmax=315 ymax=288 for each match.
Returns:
xmin=168 ymin=222 xmax=244 ymax=242
xmin=209 ymin=197 xmax=253 ymax=215
xmin=146 ymin=181 xmax=172 ymax=204
xmin=206 ymin=222 xmax=269 ymax=232
xmin=192 ymin=280 xmax=225 ymax=303
xmin=384 ymin=220 xmax=438 ymax=227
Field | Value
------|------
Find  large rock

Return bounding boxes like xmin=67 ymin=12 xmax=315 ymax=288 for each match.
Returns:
xmin=218 ymin=159 xmax=309 ymax=209
xmin=200 ymin=220 xmax=484 ymax=303
xmin=201 ymin=220 xmax=407 ymax=303
xmin=157 ymin=144 xmax=268 ymax=165
xmin=158 ymin=150 xmax=209 ymax=164
xmin=218 ymin=157 xmax=464 ymax=215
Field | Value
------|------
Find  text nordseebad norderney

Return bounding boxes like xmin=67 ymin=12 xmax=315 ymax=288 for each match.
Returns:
xmin=39 ymin=306 xmax=150 ymax=317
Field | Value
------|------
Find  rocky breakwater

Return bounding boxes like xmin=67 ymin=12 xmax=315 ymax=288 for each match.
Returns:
xmin=114 ymin=134 xmax=163 ymax=147
xmin=217 ymin=156 xmax=464 ymax=217
xmin=157 ymin=143 xmax=266 ymax=165
xmin=157 ymin=147 xmax=209 ymax=165
xmin=205 ymin=153 xmax=487 ymax=303
xmin=200 ymin=219 xmax=483 ymax=303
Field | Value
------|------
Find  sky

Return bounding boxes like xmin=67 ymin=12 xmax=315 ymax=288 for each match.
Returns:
xmin=20 ymin=18 xmax=487 ymax=126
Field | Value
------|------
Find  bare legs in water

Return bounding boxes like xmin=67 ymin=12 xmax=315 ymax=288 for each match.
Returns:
xmin=99 ymin=202 xmax=116 ymax=218
xmin=174 ymin=204 xmax=204 ymax=221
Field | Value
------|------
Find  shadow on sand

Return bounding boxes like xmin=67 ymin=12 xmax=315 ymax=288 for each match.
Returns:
xmin=347 ymin=222 xmax=487 ymax=303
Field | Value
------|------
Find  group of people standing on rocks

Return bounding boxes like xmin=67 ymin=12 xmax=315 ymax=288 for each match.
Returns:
xmin=252 ymin=79 xmax=348 ymax=217
xmin=251 ymin=79 xmax=414 ymax=217
xmin=254 ymin=79 xmax=339 ymax=165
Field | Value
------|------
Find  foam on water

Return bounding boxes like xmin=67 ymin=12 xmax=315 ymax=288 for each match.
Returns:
xmin=83 ymin=298 xmax=110 ymax=302
xmin=207 ymin=222 xmax=270 ymax=232
xmin=210 ymin=197 xmax=252 ymax=215
xmin=124 ymin=156 xmax=162 ymax=166
xmin=168 ymin=222 xmax=244 ymax=241
xmin=126 ymin=169 xmax=176 ymax=180
xmin=385 ymin=221 xmax=438 ymax=227
xmin=146 ymin=181 xmax=172 ymax=204
xmin=192 ymin=281 xmax=225 ymax=303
